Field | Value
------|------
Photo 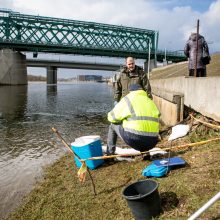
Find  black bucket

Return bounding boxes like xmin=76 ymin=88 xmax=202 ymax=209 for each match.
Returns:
xmin=122 ymin=179 xmax=161 ymax=220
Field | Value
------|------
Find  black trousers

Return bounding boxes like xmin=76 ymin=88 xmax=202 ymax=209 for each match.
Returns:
xmin=189 ymin=68 xmax=206 ymax=77
xmin=119 ymin=127 xmax=158 ymax=152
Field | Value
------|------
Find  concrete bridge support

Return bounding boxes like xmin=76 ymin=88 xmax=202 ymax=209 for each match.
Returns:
xmin=0 ymin=49 xmax=27 ymax=85
xmin=163 ymin=59 xmax=168 ymax=66
xmin=47 ymin=66 xmax=57 ymax=84
xmin=0 ymin=85 xmax=27 ymax=121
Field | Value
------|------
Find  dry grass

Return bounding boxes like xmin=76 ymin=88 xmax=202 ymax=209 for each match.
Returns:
xmin=6 ymin=115 xmax=220 ymax=220
xmin=150 ymin=53 xmax=220 ymax=79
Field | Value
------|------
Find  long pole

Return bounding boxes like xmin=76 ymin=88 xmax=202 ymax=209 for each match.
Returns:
xmin=165 ymin=48 xmax=167 ymax=62
xmin=194 ymin=19 xmax=199 ymax=77
xmin=86 ymin=136 xmax=220 ymax=161
xmin=188 ymin=192 xmax=220 ymax=220
xmin=147 ymin=39 xmax=151 ymax=79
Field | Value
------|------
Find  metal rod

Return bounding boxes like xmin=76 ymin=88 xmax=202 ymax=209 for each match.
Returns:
xmin=194 ymin=19 xmax=199 ymax=77
xmin=188 ymin=192 xmax=220 ymax=220
xmin=147 ymin=39 xmax=151 ymax=79
xmin=164 ymin=48 xmax=167 ymax=61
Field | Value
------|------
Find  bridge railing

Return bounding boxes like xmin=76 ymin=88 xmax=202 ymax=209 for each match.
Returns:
xmin=156 ymin=49 xmax=187 ymax=62
xmin=0 ymin=9 xmax=186 ymax=62
xmin=0 ymin=9 xmax=158 ymax=59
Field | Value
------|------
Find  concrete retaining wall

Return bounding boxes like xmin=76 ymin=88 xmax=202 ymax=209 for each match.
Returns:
xmin=153 ymin=95 xmax=179 ymax=126
xmin=0 ymin=49 xmax=27 ymax=85
xmin=152 ymin=89 xmax=184 ymax=126
xmin=151 ymin=76 xmax=220 ymax=122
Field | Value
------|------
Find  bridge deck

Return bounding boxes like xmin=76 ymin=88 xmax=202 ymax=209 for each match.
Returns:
xmin=0 ymin=9 xmax=186 ymax=62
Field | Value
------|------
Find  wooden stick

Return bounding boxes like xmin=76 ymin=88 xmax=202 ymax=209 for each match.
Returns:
xmin=190 ymin=114 xmax=220 ymax=130
xmin=87 ymin=169 xmax=97 ymax=196
xmin=51 ymin=127 xmax=76 ymax=155
xmin=51 ymin=127 xmax=97 ymax=195
xmin=194 ymin=19 xmax=199 ymax=77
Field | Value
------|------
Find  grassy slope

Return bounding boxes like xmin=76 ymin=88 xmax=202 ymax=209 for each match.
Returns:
xmin=6 ymin=54 xmax=220 ymax=220
xmin=150 ymin=53 xmax=220 ymax=79
xmin=7 ymin=119 xmax=220 ymax=220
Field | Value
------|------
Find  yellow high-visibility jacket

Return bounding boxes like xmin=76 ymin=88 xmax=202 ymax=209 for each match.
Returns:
xmin=108 ymin=90 xmax=160 ymax=137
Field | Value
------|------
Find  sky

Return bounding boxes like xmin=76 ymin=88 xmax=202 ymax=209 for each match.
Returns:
xmin=1 ymin=0 xmax=219 ymax=77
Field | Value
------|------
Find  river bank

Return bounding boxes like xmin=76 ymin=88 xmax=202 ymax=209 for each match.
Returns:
xmin=6 ymin=114 xmax=220 ymax=220
xmin=0 ymin=83 xmax=113 ymax=220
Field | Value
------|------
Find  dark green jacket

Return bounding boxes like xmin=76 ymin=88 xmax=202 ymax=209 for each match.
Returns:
xmin=114 ymin=65 xmax=152 ymax=102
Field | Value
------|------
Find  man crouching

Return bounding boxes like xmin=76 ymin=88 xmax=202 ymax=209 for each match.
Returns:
xmin=107 ymin=84 xmax=160 ymax=155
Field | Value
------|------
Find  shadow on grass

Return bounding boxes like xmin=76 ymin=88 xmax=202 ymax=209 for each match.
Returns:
xmin=160 ymin=191 xmax=179 ymax=211
xmin=98 ymin=177 xmax=132 ymax=195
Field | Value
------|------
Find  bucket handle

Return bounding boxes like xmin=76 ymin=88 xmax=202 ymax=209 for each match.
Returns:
xmin=125 ymin=194 xmax=142 ymax=200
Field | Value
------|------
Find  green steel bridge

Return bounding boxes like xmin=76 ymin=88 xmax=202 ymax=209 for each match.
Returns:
xmin=0 ymin=9 xmax=186 ymax=62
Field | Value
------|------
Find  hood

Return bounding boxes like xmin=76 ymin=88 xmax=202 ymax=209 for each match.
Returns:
xmin=189 ymin=33 xmax=203 ymax=41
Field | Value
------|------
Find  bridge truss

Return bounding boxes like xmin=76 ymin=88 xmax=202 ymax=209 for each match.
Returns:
xmin=0 ymin=9 xmax=186 ymax=62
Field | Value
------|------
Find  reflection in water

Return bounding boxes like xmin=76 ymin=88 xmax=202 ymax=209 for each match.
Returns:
xmin=0 ymin=82 xmax=113 ymax=219
xmin=0 ymin=85 xmax=27 ymax=122
xmin=47 ymin=84 xmax=57 ymax=96
xmin=47 ymin=85 xmax=58 ymax=113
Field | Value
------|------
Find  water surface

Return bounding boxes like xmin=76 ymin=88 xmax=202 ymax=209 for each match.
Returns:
xmin=0 ymin=82 xmax=113 ymax=219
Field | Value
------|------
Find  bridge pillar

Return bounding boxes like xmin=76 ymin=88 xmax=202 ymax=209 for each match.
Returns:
xmin=163 ymin=59 xmax=168 ymax=66
xmin=0 ymin=49 xmax=27 ymax=85
xmin=144 ymin=59 xmax=157 ymax=73
xmin=47 ymin=66 xmax=57 ymax=84
xmin=0 ymin=85 xmax=27 ymax=121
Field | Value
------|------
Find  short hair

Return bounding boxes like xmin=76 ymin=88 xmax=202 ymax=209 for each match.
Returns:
xmin=126 ymin=57 xmax=135 ymax=62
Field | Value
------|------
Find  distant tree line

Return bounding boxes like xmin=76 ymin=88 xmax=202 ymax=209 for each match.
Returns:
xmin=28 ymin=75 xmax=46 ymax=81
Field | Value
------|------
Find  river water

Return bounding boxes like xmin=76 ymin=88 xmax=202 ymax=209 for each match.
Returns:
xmin=0 ymin=82 xmax=113 ymax=219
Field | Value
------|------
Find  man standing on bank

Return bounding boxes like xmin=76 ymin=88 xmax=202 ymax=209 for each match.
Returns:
xmin=114 ymin=57 xmax=152 ymax=105
xmin=107 ymin=84 xmax=160 ymax=155
xmin=184 ymin=33 xmax=210 ymax=77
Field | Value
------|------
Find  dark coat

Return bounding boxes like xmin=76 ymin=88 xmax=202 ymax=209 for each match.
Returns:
xmin=114 ymin=65 xmax=152 ymax=102
xmin=184 ymin=33 xmax=210 ymax=70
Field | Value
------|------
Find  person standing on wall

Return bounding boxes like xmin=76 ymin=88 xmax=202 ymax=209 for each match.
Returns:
xmin=184 ymin=33 xmax=211 ymax=77
xmin=114 ymin=57 xmax=152 ymax=105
